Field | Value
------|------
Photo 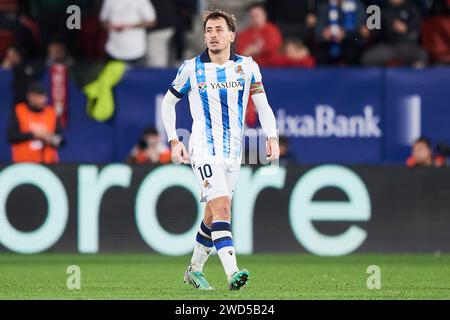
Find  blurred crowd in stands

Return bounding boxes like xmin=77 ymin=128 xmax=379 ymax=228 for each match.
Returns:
xmin=406 ymin=137 xmax=447 ymax=168
xmin=1 ymin=0 xmax=449 ymax=72
xmin=1 ymin=0 xmax=449 ymax=166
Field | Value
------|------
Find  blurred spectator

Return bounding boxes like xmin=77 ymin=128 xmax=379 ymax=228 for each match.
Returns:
xmin=410 ymin=0 xmax=449 ymax=17
xmin=362 ymin=0 xmax=428 ymax=67
xmin=236 ymin=2 xmax=283 ymax=66
xmin=100 ymin=0 xmax=156 ymax=65
xmin=182 ymin=0 xmax=260 ymax=61
xmin=207 ymin=0 xmax=263 ymax=32
xmin=436 ymin=142 xmax=450 ymax=165
xmin=145 ymin=0 xmax=177 ymax=67
xmin=266 ymin=38 xmax=316 ymax=67
xmin=45 ymin=38 xmax=74 ymax=126
xmin=0 ymin=2 xmax=40 ymax=59
xmin=1 ymin=44 xmax=21 ymax=69
xmin=429 ymin=0 xmax=450 ymax=15
xmin=8 ymin=82 xmax=64 ymax=164
xmin=173 ymin=0 xmax=196 ymax=62
xmin=77 ymin=0 xmax=108 ymax=63
xmin=46 ymin=38 xmax=74 ymax=67
xmin=26 ymin=0 xmax=80 ymax=55
xmin=315 ymin=0 xmax=370 ymax=65
xmin=421 ymin=0 xmax=450 ymax=65
xmin=126 ymin=127 xmax=171 ymax=164
xmin=1 ymin=45 xmax=44 ymax=104
xmin=266 ymin=0 xmax=318 ymax=47
xmin=0 ymin=0 xmax=19 ymax=58
xmin=278 ymin=136 xmax=297 ymax=165
xmin=0 ymin=0 xmax=18 ymax=18
xmin=406 ymin=137 xmax=445 ymax=167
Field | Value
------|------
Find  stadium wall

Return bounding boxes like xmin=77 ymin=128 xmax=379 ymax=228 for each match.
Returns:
xmin=1 ymin=164 xmax=449 ymax=255
xmin=0 ymin=68 xmax=449 ymax=164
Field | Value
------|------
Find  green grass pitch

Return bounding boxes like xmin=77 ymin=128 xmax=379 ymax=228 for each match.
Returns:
xmin=0 ymin=254 xmax=449 ymax=299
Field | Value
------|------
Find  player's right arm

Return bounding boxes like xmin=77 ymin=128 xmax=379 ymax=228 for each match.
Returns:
xmin=161 ymin=91 xmax=190 ymax=164
xmin=161 ymin=60 xmax=192 ymax=164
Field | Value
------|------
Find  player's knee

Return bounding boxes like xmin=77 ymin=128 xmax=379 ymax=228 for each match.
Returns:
xmin=203 ymin=215 xmax=213 ymax=227
xmin=209 ymin=197 xmax=231 ymax=221
xmin=214 ymin=210 xmax=231 ymax=221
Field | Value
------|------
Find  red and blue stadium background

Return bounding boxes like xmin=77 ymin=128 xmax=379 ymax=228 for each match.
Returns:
xmin=1 ymin=68 xmax=450 ymax=255
xmin=1 ymin=67 xmax=450 ymax=164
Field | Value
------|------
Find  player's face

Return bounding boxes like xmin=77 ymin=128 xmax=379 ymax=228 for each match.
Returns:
xmin=204 ymin=18 xmax=235 ymax=54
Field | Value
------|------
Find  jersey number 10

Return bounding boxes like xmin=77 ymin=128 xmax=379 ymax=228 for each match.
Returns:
xmin=198 ymin=164 xmax=213 ymax=181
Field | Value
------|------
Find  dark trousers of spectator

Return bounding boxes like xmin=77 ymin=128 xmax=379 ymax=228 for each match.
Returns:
xmin=278 ymin=22 xmax=315 ymax=48
xmin=37 ymin=9 xmax=75 ymax=54
xmin=0 ymin=13 xmax=38 ymax=58
xmin=362 ymin=42 xmax=429 ymax=67
xmin=106 ymin=53 xmax=145 ymax=67
xmin=314 ymin=40 xmax=365 ymax=65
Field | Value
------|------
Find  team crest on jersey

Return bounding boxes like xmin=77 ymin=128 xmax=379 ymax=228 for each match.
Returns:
xmin=235 ymin=65 xmax=245 ymax=76
xmin=198 ymin=82 xmax=208 ymax=91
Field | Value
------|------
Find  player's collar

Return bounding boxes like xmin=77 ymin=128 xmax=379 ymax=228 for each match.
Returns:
xmin=200 ymin=49 xmax=239 ymax=63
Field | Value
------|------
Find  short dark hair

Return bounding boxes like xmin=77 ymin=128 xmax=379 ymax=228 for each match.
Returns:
xmin=48 ymin=34 xmax=66 ymax=45
xmin=27 ymin=82 xmax=47 ymax=95
xmin=246 ymin=2 xmax=267 ymax=13
xmin=203 ymin=9 xmax=237 ymax=32
xmin=143 ymin=127 xmax=159 ymax=136
xmin=284 ymin=37 xmax=306 ymax=49
xmin=414 ymin=137 xmax=432 ymax=148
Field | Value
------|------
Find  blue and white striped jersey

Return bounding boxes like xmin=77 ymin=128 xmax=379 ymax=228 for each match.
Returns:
xmin=169 ymin=50 xmax=263 ymax=160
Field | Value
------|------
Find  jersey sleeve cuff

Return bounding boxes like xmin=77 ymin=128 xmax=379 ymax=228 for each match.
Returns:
xmin=266 ymin=130 xmax=279 ymax=139
xmin=169 ymin=86 xmax=184 ymax=99
xmin=167 ymin=132 xmax=178 ymax=143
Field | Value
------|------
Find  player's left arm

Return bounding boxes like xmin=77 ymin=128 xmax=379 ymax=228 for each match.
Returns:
xmin=250 ymin=60 xmax=280 ymax=161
